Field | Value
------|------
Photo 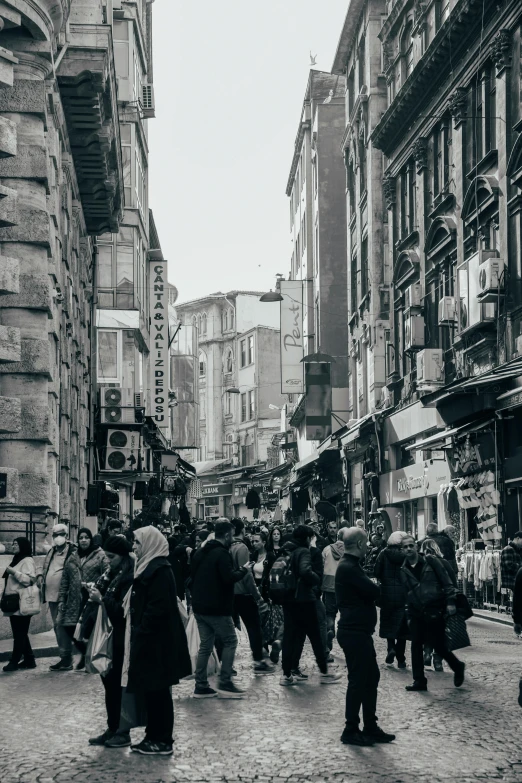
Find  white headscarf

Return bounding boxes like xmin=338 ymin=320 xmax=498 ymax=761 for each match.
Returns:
xmin=133 ymin=525 xmax=169 ymax=579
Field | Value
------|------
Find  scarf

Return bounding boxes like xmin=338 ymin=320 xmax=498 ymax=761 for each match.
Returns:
xmin=133 ymin=526 xmax=169 ymax=579
xmin=3 ymin=537 xmax=32 ymax=581
xmin=77 ymin=527 xmax=95 ymax=559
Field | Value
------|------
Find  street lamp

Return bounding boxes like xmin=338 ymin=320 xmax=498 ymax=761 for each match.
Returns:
xmin=259 ymin=290 xmax=283 ymax=302
xmin=301 ymin=349 xmax=336 ymax=363
xmin=226 ymin=387 xmax=241 ymax=394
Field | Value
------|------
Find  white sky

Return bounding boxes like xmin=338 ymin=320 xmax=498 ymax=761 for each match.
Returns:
xmin=149 ymin=0 xmax=348 ymax=304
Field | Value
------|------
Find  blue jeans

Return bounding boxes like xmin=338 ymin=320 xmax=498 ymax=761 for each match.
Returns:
xmin=194 ymin=614 xmax=238 ymax=688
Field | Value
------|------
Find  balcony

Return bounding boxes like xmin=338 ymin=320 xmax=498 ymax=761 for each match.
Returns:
xmin=57 ymin=23 xmax=123 ymax=234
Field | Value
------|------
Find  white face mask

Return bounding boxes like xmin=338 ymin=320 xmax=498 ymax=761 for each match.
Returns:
xmin=53 ymin=536 xmax=66 ymax=547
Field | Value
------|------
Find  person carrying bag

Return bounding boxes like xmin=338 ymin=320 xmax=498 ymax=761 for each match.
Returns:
xmin=1 ymin=537 xmax=39 ymax=672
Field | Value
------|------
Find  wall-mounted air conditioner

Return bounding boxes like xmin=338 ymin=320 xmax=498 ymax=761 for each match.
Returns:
xmin=438 ymin=296 xmax=457 ymax=325
xmin=416 ymin=349 xmax=444 ymax=386
xmin=404 ymin=315 xmax=425 ymax=351
xmin=404 ymin=283 xmax=423 ymax=312
xmin=478 ymin=256 xmax=504 ymax=302
xmin=142 ymin=84 xmax=155 ymax=118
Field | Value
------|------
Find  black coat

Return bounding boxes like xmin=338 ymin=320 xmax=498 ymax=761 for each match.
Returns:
xmin=103 ymin=570 xmax=134 ymax=664
xmin=282 ymin=541 xmax=320 ymax=603
xmin=400 ymin=554 xmax=457 ymax=619
xmin=127 ymin=557 xmax=191 ymax=694
xmin=374 ymin=546 xmax=408 ymax=640
xmin=190 ymin=539 xmax=246 ymax=616
xmin=428 ymin=532 xmax=457 ymax=573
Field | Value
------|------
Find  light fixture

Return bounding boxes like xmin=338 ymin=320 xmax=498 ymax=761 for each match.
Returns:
xmin=226 ymin=387 xmax=241 ymax=394
xmin=301 ymin=349 xmax=336 ymax=363
xmin=259 ymin=290 xmax=283 ymax=302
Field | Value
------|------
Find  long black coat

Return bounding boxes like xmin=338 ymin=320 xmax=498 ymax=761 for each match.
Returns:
xmin=374 ymin=546 xmax=409 ymax=640
xmin=127 ymin=557 xmax=191 ymax=694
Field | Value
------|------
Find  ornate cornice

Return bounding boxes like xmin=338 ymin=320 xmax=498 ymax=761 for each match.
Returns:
xmin=412 ymin=137 xmax=428 ymax=172
xmin=383 ymin=176 xmax=396 ymax=209
xmin=448 ymin=87 xmax=468 ymax=128
xmin=491 ymin=29 xmax=512 ymax=75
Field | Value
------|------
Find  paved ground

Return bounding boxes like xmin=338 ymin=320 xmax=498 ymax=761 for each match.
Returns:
xmin=1 ymin=617 xmax=521 ymax=783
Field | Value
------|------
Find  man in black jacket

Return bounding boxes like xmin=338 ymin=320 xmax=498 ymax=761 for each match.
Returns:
xmin=335 ymin=527 xmax=395 ymax=747
xmin=191 ymin=519 xmax=251 ymax=699
xmin=280 ymin=525 xmax=342 ymax=687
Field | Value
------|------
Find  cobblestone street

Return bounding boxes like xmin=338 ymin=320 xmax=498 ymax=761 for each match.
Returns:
xmin=0 ymin=617 xmax=521 ymax=783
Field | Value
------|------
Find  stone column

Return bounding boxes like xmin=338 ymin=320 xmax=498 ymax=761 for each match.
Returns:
xmin=0 ymin=53 xmax=53 ymax=550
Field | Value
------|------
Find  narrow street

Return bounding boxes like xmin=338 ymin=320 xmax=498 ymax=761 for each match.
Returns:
xmin=1 ymin=617 xmax=521 ymax=783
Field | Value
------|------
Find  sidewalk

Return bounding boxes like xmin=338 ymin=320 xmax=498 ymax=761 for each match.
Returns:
xmin=0 ymin=631 xmax=58 ymax=662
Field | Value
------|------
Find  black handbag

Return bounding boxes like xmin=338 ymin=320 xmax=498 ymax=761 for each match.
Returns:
xmin=445 ymin=613 xmax=471 ymax=651
xmin=455 ymin=592 xmax=473 ymax=620
xmin=0 ymin=592 xmax=20 ymax=613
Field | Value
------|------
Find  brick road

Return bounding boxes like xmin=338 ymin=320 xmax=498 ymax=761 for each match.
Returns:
xmin=1 ymin=617 xmax=521 ymax=783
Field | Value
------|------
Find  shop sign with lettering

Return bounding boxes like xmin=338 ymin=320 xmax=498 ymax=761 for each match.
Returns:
xmin=149 ymin=259 xmax=170 ymax=434
xmin=201 ymin=483 xmax=233 ymax=497
xmin=280 ymin=280 xmax=304 ymax=393
xmin=380 ymin=459 xmax=451 ymax=504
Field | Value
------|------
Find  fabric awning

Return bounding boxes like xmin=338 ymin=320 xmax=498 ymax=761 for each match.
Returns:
xmin=190 ymin=459 xmax=231 ymax=476
xmin=405 ymin=418 xmax=494 ymax=451
xmin=339 ymin=412 xmax=376 ymax=447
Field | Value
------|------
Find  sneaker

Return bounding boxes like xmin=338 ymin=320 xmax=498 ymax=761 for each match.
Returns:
xmin=89 ymin=729 xmax=114 ymax=746
xmin=320 ymin=672 xmax=343 ymax=684
xmin=454 ymin=662 xmax=465 ymax=688
xmin=340 ymin=729 xmax=375 ymax=746
xmin=433 ymin=658 xmax=444 ymax=672
xmin=385 ymin=649 xmax=395 ymax=665
xmin=363 ymin=725 xmax=396 ymax=743
xmin=105 ymin=732 xmax=131 ymax=748
xmin=19 ymin=658 xmax=37 ymax=670
xmin=270 ymin=640 xmax=281 ymax=664
xmin=405 ymin=681 xmax=428 ymax=692
xmin=280 ymin=674 xmax=297 ymax=686
xmin=253 ymin=660 xmax=275 ymax=675
xmin=75 ymin=655 xmax=86 ymax=672
xmin=217 ymin=681 xmax=245 ymax=699
xmin=397 ymin=660 xmax=407 ymax=669
xmin=291 ymin=668 xmax=309 ymax=681
xmin=193 ymin=686 xmax=218 ymax=699
xmin=423 ymin=653 xmax=432 ymax=667
xmin=49 ymin=659 xmax=73 ymax=672
xmin=2 ymin=661 xmax=19 ymax=672
xmin=131 ymin=739 xmax=173 ymax=756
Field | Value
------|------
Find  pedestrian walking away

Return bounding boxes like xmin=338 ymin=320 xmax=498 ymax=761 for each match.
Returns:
xmin=190 ymin=518 xmax=252 ymax=699
xmin=1 ymin=537 xmax=38 ymax=672
xmin=86 ymin=535 xmax=135 ymax=749
xmin=335 ymin=527 xmax=395 ymax=747
xmin=374 ymin=530 xmax=409 ymax=668
xmin=400 ymin=536 xmax=466 ymax=692
xmin=321 ymin=529 xmax=346 ymax=651
xmin=126 ymin=525 xmax=191 ymax=756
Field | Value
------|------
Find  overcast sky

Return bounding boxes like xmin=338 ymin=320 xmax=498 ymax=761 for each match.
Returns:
xmin=149 ymin=1 xmax=348 ymax=304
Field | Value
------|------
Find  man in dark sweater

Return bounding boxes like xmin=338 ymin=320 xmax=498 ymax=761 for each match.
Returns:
xmin=191 ymin=519 xmax=251 ymax=699
xmin=335 ymin=527 xmax=395 ymax=747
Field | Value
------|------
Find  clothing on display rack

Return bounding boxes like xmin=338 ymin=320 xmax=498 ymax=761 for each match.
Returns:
xmin=459 ymin=549 xmax=501 ymax=593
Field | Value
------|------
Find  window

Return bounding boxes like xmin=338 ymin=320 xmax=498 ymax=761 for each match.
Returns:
xmin=361 ymin=237 xmax=369 ymax=299
xmin=135 ymin=145 xmax=146 ymax=218
xmin=202 ymin=313 xmax=207 ymax=335
xmin=116 ymin=245 xmax=133 ymax=308
xmin=241 ymin=393 xmax=247 ymax=422
xmin=433 ymin=119 xmax=452 ymax=198
xmin=222 ymin=310 xmax=228 ymax=332
xmin=96 ymin=231 xmax=136 ymax=309
xmin=199 ymin=391 xmax=206 ymax=420
xmin=225 ymin=392 xmax=232 ymax=416
xmin=98 ymin=330 xmax=121 ymax=383
xmin=199 ymin=352 xmax=206 ymax=378
xmin=400 ymin=23 xmax=414 ymax=86
xmin=358 ymin=35 xmax=365 ymax=91
xmin=225 ymin=350 xmax=233 ymax=374
xmin=197 ymin=314 xmax=202 ymax=334
xmin=248 ymin=390 xmax=255 ymax=420
xmin=400 ymin=161 xmax=416 ymax=238
xmin=247 ymin=335 xmax=254 ymax=365
xmin=350 ymin=252 xmax=358 ymax=314
xmin=471 ymin=64 xmax=496 ymax=167
xmin=302 ymin=213 xmax=307 ymax=250
xmin=240 ymin=340 xmax=246 ymax=367
xmin=347 ymin=68 xmax=355 ymax=118
xmin=230 ymin=309 xmax=234 ymax=330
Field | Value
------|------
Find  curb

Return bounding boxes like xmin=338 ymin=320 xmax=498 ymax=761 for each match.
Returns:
xmin=0 ymin=645 xmax=59 ymax=663
xmin=471 ymin=610 xmax=513 ymax=628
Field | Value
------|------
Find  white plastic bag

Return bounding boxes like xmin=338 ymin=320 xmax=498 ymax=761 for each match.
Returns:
xmin=19 ymin=584 xmax=41 ymax=617
xmin=185 ymin=613 xmax=220 ymax=678
xmin=85 ymin=604 xmax=113 ymax=676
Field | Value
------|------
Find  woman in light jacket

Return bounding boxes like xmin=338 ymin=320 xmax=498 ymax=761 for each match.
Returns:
xmin=75 ymin=528 xmax=108 ymax=670
xmin=1 ymin=537 xmax=37 ymax=672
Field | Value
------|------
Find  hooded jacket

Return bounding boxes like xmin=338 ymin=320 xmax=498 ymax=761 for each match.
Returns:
xmin=190 ymin=539 xmax=246 ymax=616
xmin=281 ymin=540 xmax=319 ymax=603
xmin=322 ymin=540 xmax=345 ymax=593
xmin=374 ymin=545 xmax=407 ymax=610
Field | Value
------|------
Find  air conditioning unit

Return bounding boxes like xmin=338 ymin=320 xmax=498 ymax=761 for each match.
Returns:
xmin=105 ymin=429 xmax=141 ymax=472
xmin=404 ymin=283 xmax=423 ymax=312
xmin=478 ymin=256 xmax=504 ymax=302
xmin=134 ymin=393 xmax=144 ymax=408
xmin=142 ymin=84 xmax=155 ymax=118
xmin=100 ymin=406 xmax=139 ymax=424
xmin=416 ymin=349 xmax=444 ymax=386
xmin=404 ymin=315 xmax=425 ymax=351
xmin=438 ymin=296 xmax=457 ymax=325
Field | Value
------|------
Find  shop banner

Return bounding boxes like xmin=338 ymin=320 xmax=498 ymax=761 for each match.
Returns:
xmin=305 ymin=362 xmax=332 ymax=441
xmin=380 ymin=459 xmax=451 ymax=504
xmin=201 ymin=483 xmax=233 ymax=497
xmin=149 ymin=260 xmax=170 ymax=434
xmin=280 ymin=279 xmax=304 ymax=393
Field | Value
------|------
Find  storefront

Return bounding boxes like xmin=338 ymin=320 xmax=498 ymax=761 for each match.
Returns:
xmin=379 ymin=458 xmax=452 ymax=539
xmin=198 ymin=482 xmax=233 ymax=521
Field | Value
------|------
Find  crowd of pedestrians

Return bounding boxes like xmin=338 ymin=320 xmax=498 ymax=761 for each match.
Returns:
xmin=0 ymin=512 xmax=488 ymax=754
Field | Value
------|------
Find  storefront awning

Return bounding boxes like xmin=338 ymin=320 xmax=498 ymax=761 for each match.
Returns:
xmin=405 ymin=418 xmax=494 ymax=451
xmin=457 ymin=356 xmax=522 ymax=389
xmin=190 ymin=459 xmax=231 ymax=476
xmin=339 ymin=412 xmax=377 ymax=447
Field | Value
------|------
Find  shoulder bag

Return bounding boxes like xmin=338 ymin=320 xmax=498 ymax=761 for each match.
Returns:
xmin=19 ymin=584 xmax=41 ymax=616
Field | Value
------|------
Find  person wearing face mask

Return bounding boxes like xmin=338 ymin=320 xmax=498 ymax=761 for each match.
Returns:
xmin=75 ymin=528 xmax=109 ymax=671
xmin=125 ymin=526 xmax=191 ymax=756
xmin=87 ymin=535 xmax=136 ymax=749
xmin=37 ymin=523 xmax=81 ymax=672
xmin=2 ymin=537 xmax=37 ymax=672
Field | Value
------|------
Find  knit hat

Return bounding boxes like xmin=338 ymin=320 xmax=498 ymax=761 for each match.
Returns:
xmin=104 ymin=535 xmax=133 ymax=556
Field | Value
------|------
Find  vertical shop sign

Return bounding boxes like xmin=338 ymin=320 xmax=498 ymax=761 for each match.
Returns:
xmin=149 ymin=260 xmax=170 ymax=433
xmin=280 ymin=279 xmax=304 ymax=393
xmin=305 ymin=362 xmax=332 ymax=441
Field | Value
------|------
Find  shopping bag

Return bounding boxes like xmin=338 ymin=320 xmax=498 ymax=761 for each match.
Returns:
xmin=19 ymin=584 xmax=41 ymax=617
xmin=445 ymin=613 xmax=471 ymax=651
xmin=120 ymin=688 xmax=147 ymax=729
xmin=184 ymin=613 xmax=221 ymax=678
xmin=85 ymin=604 xmax=113 ymax=676
xmin=177 ymin=597 xmax=189 ymax=628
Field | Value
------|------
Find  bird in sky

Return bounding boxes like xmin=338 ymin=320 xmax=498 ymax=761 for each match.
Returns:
xmin=310 ymin=51 xmax=317 ymax=66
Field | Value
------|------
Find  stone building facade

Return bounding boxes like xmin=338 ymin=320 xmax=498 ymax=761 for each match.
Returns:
xmin=0 ymin=0 xmax=123 ymax=550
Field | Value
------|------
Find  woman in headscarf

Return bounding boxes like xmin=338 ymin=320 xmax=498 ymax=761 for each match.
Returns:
xmin=87 ymin=535 xmax=135 ymax=748
xmin=374 ymin=530 xmax=409 ymax=668
xmin=75 ymin=528 xmax=109 ymax=670
xmin=1 ymin=537 xmax=37 ymax=671
xmin=126 ymin=526 xmax=191 ymax=756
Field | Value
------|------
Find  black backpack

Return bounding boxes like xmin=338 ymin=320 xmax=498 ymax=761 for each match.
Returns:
xmin=268 ymin=552 xmax=298 ymax=604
